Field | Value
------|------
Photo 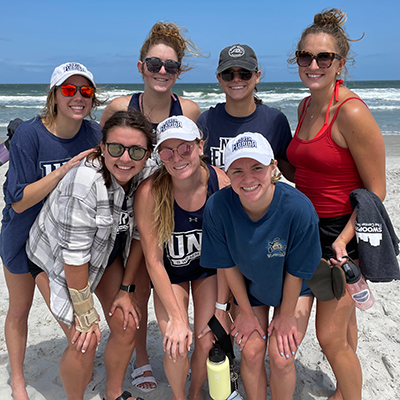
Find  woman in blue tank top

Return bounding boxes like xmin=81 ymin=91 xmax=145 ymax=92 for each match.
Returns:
xmin=134 ymin=116 xmax=229 ymax=400
xmin=100 ymin=22 xmax=203 ymax=391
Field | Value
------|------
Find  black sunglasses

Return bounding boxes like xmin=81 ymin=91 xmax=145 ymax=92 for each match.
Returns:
xmin=105 ymin=143 xmax=148 ymax=161
xmin=144 ymin=57 xmax=181 ymax=75
xmin=295 ymin=51 xmax=342 ymax=69
xmin=220 ymin=69 xmax=254 ymax=82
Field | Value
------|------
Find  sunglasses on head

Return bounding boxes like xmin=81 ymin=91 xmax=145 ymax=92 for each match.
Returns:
xmin=144 ymin=57 xmax=181 ymax=75
xmin=59 ymin=84 xmax=95 ymax=98
xmin=158 ymin=143 xmax=195 ymax=162
xmin=220 ymin=69 xmax=254 ymax=82
xmin=105 ymin=143 xmax=148 ymax=161
xmin=295 ymin=51 xmax=342 ymax=69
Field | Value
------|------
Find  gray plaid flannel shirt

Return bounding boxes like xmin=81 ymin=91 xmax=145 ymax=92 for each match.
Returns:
xmin=26 ymin=157 xmax=158 ymax=326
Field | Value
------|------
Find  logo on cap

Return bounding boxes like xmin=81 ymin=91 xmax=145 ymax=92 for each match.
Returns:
xmin=159 ymin=118 xmax=183 ymax=133
xmin=232 ymin=136 xmax=257 ymax=152
xmin=63 ymin=62 xmax=87 ymax=73
xmin=228 ymin=45 xmax=245 ymax=58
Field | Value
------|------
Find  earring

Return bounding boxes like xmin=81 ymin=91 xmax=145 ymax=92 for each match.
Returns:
xmin=101 ymin=153 xmax=104 ymax=156
xmin=336 ymin=72 xmax=340 ymax=76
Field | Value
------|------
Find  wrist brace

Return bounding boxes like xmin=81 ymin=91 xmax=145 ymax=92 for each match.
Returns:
xmin=68 ymin=283 xmax=99 ymax=332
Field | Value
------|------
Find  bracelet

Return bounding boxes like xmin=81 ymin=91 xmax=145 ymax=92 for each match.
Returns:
xmin=120 ymin=284 xmax=136 ymax=293
xmin=215 ymin=301 xmax=230 ymax=311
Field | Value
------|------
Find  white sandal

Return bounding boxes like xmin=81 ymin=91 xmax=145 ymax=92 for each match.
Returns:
xmin=131 ymin=362 xmax=158 ymax=393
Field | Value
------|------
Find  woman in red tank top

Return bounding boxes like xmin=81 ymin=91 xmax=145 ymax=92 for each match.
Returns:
xmin=287 ymin=8 xmax=386 ymax=400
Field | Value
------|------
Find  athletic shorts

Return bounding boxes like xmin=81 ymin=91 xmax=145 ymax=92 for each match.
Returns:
xmin=319 ymin=213 xmax=358 ymax=261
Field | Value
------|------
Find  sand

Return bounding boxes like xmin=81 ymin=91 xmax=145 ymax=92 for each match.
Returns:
xmin=0 ymin=136 xmax=399 ymax=400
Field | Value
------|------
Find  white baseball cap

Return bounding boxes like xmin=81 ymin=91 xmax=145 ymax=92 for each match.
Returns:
xmin=224 ymin=132 xmax=275 ymax=171
xmin=155 ymin=116 xmax=201 ymax=151
xmin=50 ymin=62 xmax=96 ymax=89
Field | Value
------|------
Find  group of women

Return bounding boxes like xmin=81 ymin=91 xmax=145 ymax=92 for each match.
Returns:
xmin=0 ymin=8 xmax=385 ymax=400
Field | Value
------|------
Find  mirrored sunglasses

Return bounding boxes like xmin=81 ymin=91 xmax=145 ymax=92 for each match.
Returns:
xmin=220 ymin=69 xmax=254 ymax=82
xmin=106 ymin=143 xmax=148 ymax=161
xmin=158 ymin=143 xmax=195 ymax=162
xmin=59 ymin=84 xmax=95 ymax=98
xmin=144 ymin=57 xmax=181 ymax=75
xmin=295 ymin=51 xmax=342 ymax=69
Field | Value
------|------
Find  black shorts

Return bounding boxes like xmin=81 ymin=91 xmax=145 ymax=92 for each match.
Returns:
xmin=27 ymin=258 xmax=44 ymax=280
xmin=319 ymin=213 xmax=358 ymax=260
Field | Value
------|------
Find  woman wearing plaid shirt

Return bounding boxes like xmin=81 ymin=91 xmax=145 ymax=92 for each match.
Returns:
xmin=26 ymin=110 xmax=156 ymax=400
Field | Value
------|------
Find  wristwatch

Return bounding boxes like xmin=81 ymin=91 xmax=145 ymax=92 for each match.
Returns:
xmin=120 ymin=284 xmax=136 ymax=293
xmin=215 ymin=301 xmax=231 ymax=311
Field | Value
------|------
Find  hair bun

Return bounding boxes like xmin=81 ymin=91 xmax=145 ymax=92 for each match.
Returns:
xmin=314 ymin=8 xmax=347 ymax=28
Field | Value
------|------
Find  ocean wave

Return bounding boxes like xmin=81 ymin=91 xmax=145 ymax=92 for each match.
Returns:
xmin=352 ymin=89 xmax=400 ymax=102
xmin=369 ymin=105 xmax=400 ymax=110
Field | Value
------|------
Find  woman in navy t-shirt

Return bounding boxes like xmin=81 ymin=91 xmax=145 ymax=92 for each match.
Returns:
xmin=0 ymin=62 xmax=102 ymax=400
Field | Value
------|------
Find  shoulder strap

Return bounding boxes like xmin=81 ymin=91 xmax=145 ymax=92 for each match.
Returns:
xmin=331 ymin=96 xmax=367 ymax=123
xmin=207 ymin=165 xmax=219 ymax=195
xmin=208 ymin=315 xmax=235 ymax=363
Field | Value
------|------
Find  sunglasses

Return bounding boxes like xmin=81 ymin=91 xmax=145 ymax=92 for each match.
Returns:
xmin=158 ymin=143 xmax=195 ymax=162
xmin=220 ymin=69 xmax=254 ymax=82
xmin=59 ymin=84 xmax=95 ymax=98
xmin=105 ymin=143 xmax=148 ymax=161
xmin=295 ymin=51 xmax=342 ymax=69
xmin=144 ymin=57 xmax=181 ymax=75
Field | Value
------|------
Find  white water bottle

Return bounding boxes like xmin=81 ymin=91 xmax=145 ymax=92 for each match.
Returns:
xmin=342 ymin=259 xmax=374 ymax=310
xmin=207 ymin=343 xmax=231 ymax=400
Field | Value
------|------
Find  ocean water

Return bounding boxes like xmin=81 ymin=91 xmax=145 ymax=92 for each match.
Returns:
xmin=1 ymin=80 xmax=399 ymax=137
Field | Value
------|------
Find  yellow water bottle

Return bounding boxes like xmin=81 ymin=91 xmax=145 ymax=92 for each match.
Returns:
xmin=207 ymin=343 xmax=231 ymax=400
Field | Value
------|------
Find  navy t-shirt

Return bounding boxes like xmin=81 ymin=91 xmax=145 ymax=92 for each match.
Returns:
xmin=200 ymin=182 xmax=321 ymax=306
xmin=0 ymin=117 xmax=102 ymax=274
xmin=197 ymin=103 xmax=292 ymax=170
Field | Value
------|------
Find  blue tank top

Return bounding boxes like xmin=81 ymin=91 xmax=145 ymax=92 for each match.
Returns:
xmin=163 ymin=164 xmax=219 ymax=284
xmin=128 ymin=92 xmax=183 ymax=142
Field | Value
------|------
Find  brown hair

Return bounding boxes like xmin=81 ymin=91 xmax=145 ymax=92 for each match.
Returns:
xmin=288 ymin=8 xmax=364 ymax=78
xmin=86 ymin=110 xmax=153 ymax=188
xmin=152 ymin=140 xmax=208 ymax=248
xmin=139 ymin=21 xmax=203 ymax=74
xmin=41 ymin=84 xmax=103 ymax=127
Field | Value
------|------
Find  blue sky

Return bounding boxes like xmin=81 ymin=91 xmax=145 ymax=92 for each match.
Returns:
xmin=1 ymin=0 xmax=399 ymax=84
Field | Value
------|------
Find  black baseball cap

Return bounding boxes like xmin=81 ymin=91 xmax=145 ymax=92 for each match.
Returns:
xmin=216 ymin=44 xmax=258 ymax=74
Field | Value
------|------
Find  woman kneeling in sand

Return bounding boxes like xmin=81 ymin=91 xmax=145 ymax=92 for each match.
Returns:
xmin=26 ymin=110 xmax=156 ymax=400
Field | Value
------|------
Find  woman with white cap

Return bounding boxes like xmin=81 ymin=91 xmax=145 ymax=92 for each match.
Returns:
xmin=200 ymin=132 xmax=321 ymax=400
xmin=134 ymin=115 xmax=229 ymax=400
xmin=0 ymin=62 xmax=102 ymax=400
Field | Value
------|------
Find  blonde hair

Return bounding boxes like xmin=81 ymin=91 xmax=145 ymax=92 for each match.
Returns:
xmin=271 ymin=160 xmax=282 ymax=184
xmin=140 ymin=21 xmax=203 ymax=73
xmin=288 ymin=8 xmax=364 ymax=78
xmin=152 ymin=156 xmax=209 ymax=248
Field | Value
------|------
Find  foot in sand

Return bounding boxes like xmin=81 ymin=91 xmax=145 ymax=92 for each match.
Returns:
xmin=131 ymin=362 xmax=157 ymax=392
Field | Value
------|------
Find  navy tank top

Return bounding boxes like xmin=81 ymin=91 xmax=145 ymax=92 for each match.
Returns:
xmin=128 ymin=92 xmax=183 ymax=141
xmin=163 ymin=164 xmax=219 ymax=284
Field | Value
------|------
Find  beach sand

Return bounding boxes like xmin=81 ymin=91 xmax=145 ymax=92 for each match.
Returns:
xmin=0 ymin=136 xmax=399 ymax=400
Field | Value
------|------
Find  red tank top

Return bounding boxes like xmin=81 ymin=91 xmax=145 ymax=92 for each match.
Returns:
xmin=287 ymin=82 xmax=365 ymax=218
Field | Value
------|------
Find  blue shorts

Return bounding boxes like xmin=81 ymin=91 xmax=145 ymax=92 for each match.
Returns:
xmin=234 ymin=277 xmax=312 ymax=307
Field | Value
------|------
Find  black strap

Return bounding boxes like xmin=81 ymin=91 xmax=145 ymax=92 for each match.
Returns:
xmin=208 ymin=315 xmax=235 ymax=363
